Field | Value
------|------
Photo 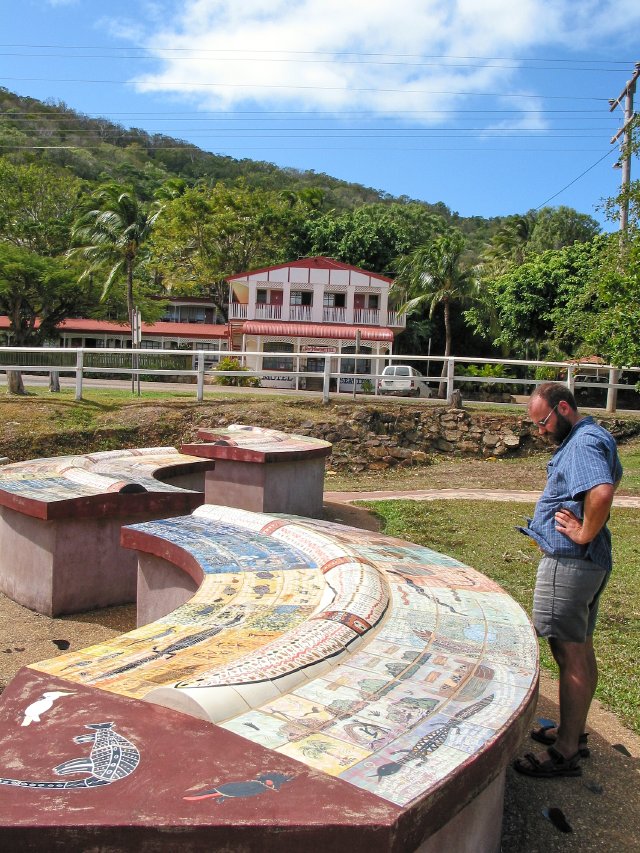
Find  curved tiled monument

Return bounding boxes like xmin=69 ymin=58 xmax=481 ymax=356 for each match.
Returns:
xmin=0 ymin=447 xmax=214 ymax=615
xmin=0 ymin=502 xmax=538 ymax=852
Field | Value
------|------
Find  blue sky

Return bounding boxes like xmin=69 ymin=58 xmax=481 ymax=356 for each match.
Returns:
xmin=1 ymin=0 xmax=638 ymax=230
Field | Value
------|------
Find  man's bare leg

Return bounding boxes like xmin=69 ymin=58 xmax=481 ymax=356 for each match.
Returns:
xmin=547 ymin=636 xmax=597 ymax=758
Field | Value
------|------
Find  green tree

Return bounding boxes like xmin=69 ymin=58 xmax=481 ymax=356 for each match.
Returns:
xmin=528 ymin=206 xmax=600 ymax=253
xmin=69 ymin=183 xmax=163 ymax=334
xmin=483 ymin=213 xmax=536 ymax=267
xmin=393 ymin=230 xmax=476 ymax=395
xmin=0 ymin=159 xmax=86 ymax=256
xmin=481 ymin=239 xmax=603 ymax=356
xmin=0 ymin=243 xmax=94 ymax=391
xmin=147 ymin=182 xmax=310 ymax=317
xmin=301 ymin=203 xmax=445 ymax=275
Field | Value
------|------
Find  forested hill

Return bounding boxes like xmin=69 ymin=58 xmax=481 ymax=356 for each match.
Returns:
xmin=0 ymin=87 xmax=500 ymax=242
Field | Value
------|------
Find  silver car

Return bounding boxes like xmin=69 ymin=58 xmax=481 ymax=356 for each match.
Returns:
xmin=377 ymin=365 xmax=432 ymax=398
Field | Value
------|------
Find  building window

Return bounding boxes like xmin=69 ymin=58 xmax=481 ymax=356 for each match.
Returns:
xmin=341 ymin=345 xmax=372 ymax=375
xmin=323 ymin=292 xmax=345 ymax=308
xmin=262 ymin=341 xmax=294 ymax=371
xmin=368 ymin=294 xmax=379 ymax=310
xmin=290 ymin=290 xmax=313 ymax=306
xmin=257 ymin=289 xmax=268 ymax=304
xmin=140 ymin=340 xmax=161 ymax=349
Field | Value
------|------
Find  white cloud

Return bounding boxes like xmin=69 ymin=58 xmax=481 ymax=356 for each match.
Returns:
xmin=123 ymin=0 xmax=640 ymax=126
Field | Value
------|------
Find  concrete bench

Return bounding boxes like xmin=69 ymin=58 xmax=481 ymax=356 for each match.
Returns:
xmin=182 ymin=424 xmax=332 ymax=517
xmin=0 ymin=448 xmax=215 ymax=616
xmin=0 ymin=504 xmax=538 ymax=852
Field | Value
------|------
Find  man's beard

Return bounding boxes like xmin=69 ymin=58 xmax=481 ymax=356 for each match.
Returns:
xmin=551 ymin=412 xmax=573 ymax=444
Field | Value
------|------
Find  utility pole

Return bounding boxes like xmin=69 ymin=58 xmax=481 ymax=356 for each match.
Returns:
xmin=609 ymin=62 xmax=640 ymax=235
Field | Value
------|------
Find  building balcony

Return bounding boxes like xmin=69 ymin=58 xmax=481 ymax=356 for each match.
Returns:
xmin=322 ymin=307 xmax=347 ymax=324
xmin=255 ymin=304 xmax=283 ymax=321
xmin=353 ymin=308 xmax=381 ymax=326
xmin=387 ymin=310 xmax=407 ymax=328
xmin=229 ymin=303 xmax=248 ymax=320
xmin=229 ymin=301 xmax=405 ymax=329
xmin=290 ymin=305 xmax=313 ymax=322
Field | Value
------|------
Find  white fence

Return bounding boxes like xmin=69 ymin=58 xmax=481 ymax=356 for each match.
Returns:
xmin=1 ymin=347 xmax=638 ymax=412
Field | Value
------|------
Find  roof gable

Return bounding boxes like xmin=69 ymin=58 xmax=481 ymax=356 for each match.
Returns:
xmin=226 ymin=256 xmax=392 ymax=284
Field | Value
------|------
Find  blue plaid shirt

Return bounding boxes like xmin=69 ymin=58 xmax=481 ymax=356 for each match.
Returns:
xmin=519 ymin=416 xmax=622 ymax=571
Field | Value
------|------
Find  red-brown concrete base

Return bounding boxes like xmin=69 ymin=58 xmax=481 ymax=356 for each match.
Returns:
xmin=204 ymin=457 xmax=327 ymax=516
xmin=0 ymin=668 xmax=511 ymax=853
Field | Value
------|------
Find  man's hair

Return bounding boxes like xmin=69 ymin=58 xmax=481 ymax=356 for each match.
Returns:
xmin=531 ymin=381 xmax=578 ymax=412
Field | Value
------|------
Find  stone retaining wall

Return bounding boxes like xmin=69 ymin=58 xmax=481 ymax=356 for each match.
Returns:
xmin=298 ymin=406 xmax=639 ymax=473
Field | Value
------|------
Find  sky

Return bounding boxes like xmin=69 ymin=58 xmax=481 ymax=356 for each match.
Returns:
xmin=1 ymin=0 xmax=639 ymax=230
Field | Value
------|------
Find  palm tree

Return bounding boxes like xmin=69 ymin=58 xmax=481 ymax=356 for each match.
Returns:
xmin=484 ymin=213 xmax=536 ymax=267
xmin=69 ymin=184 xmax=163 ymax=343
xmin=393 ymin=230 xmax=476 ymax=397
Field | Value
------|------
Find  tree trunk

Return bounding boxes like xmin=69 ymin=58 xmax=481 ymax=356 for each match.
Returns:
xmin=8 ymin=370 xmax=25 ymax=395
xmin=437 ymin=299 xmax=452 ymax=398
xmin=49 ymin=371 xmax=61 ymax=392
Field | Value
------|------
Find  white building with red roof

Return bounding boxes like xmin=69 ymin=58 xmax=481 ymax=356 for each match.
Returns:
xmin=227 ymin=257 xmax=404 ymax=390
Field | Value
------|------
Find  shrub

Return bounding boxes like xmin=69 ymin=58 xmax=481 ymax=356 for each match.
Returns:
xmin=213 ymin=356 xmax=260 ymax=387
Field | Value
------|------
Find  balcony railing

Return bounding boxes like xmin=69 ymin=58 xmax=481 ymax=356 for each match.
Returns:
xmin=353 ymin=308 xmax=381 ymax=325
xmin=290 ymin=305 xmax=313 ymax=322
xmin=255 ymin=304 xmax=282 ymax=321
xmin=228 ymin=303 xmax=248 ymax=320
xmin=323 ymin=307 xmax=347 ymax=324
xmin=387 ymin=310 xmax=407 ymax=328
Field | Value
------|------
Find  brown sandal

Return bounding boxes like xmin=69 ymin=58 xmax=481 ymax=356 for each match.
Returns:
xmin=513 ymin=746 xmax=582 ymax=778
xmin=530 ymin=726 xmax=590 ymax=758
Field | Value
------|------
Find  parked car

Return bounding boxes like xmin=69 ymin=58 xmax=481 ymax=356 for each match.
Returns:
xmin=377 ymin=365 xmax=432 ymax=398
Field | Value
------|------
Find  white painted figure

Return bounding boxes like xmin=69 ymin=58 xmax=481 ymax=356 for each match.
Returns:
xmin=21 ymin=691 xmax=75 ymax=726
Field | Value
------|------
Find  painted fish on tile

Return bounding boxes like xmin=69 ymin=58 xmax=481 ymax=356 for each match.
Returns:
xmin=0 ymin=722 xmax=140 ymax=789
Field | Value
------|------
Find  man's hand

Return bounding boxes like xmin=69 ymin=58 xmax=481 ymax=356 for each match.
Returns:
xmin=555 ymin=483 xmax=615 ymax=545
xmin=554 ymin=507 xmax=587 ymax=544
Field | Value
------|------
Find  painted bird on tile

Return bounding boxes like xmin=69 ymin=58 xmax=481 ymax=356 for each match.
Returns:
xmin=183 ymin=772 xmax=294 ymax=803
xmin=21 ymin=691 xmax=75 ymax=726
xmin=375 ymin=694 xmax=494 ymax=779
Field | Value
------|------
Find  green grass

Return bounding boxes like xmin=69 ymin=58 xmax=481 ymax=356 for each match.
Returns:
xmin=363 ymin=499 xmax=640 ymax=735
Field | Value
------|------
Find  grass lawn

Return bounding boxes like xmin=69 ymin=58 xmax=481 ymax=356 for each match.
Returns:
xmin=364 ymin=498 xmax=640 ymax=735
xmin=328 ymin=435 xmax=640 ymax=495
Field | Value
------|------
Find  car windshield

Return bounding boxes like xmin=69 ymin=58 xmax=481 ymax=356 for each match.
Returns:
xmin=395 ymin=367 xmax=411 ymax=376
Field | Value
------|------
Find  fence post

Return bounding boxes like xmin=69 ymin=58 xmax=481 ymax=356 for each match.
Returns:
xmin=566 ymin=364 xmax=575 ymax=394
xmin=446 ymin=357 xmax=455 ymax=404
xmin=196 ymin=351 xmax=205 ymax=402
xmin=75 ymin=350 xmax=83 ymax=401
xmin=322 ymin=354 xmax=331 ymax=405
xmin=606 ymin=367 xmax=620 ymax=413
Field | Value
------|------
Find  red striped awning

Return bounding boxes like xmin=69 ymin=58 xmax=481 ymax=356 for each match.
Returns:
xmin=242 ymin=321 xmax=394 ymax=342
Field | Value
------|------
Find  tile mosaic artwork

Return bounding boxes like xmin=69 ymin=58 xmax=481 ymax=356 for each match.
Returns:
xmin=196 ymin=423 xmax=332 ymax=456
xmin=31 ymin=504 xmax=538 ymax=809
xmin=0 ymin=447 xmax=206 ymax=503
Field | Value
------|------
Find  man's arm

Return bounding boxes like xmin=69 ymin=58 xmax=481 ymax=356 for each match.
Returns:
xmin=554 ymin=483 xmax=615 ymax=545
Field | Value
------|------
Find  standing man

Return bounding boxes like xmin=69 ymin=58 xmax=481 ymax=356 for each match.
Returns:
xmin=513 ymin=382 xmax=622 ymax=779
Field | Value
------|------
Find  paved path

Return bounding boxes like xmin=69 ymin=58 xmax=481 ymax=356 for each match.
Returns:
xmin=325 ymin=488 xmax=640 ymax=508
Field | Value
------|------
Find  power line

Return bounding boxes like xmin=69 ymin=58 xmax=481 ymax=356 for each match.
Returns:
xmin=535 ymin=148 xmax=617 ymax=208
xmin=0 ymin=143 xmax=611 ymax=153
xmin=0 ymin=76 xmax=610 ymax=100
xmin=0 ymin=50 xmax=629 ymax=72
xmin=0 ymin=109 xmax=612 ymax=116
xmin=0 ymin=43 xmax=634 ymax=64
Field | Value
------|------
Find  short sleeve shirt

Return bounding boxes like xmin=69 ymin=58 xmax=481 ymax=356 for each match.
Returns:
xmin=519 ymin=417 xmax=622 ymax=571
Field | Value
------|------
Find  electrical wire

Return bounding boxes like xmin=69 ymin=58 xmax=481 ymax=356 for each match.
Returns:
xmin=535 ymin=148 xmax=618 ymax=208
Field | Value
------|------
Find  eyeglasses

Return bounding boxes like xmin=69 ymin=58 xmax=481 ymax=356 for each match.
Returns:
xmin=536 ymin=403 xmax=559 ymax=427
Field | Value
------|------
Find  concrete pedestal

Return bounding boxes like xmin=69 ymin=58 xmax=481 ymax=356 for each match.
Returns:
xmin=203 ymin=456 xmax=327 ymax=516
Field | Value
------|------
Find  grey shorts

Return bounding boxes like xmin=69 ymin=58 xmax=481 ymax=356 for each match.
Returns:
xmin=533 ymin=556 xmax=610 ymax=643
